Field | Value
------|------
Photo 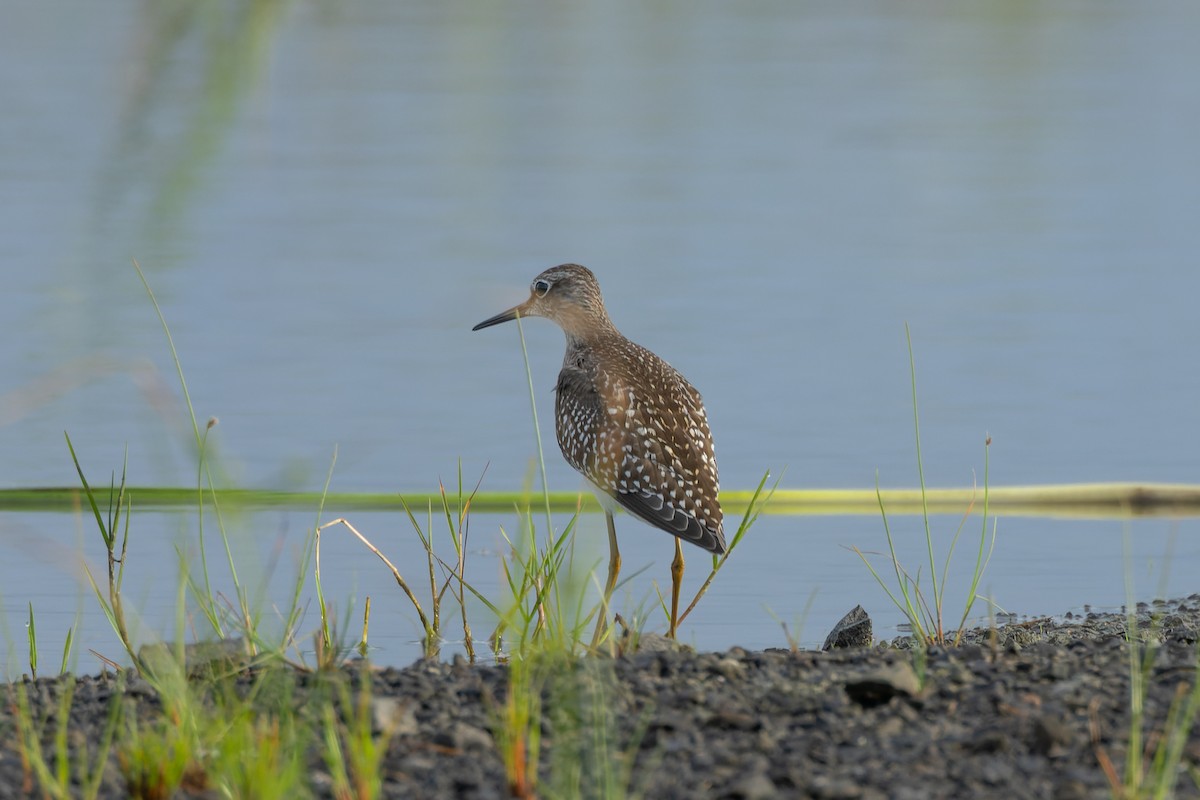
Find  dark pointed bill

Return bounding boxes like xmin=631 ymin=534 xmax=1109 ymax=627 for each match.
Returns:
xmin=472 ymin=306 xmax=522 ymax=331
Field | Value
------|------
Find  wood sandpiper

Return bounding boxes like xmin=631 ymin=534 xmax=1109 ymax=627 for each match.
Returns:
xmin=473 ymin=263 xmax=725 ymax=641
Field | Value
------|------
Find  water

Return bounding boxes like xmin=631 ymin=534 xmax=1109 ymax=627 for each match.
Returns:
xmin=2 ymin=1 xmax=1198 ymax=672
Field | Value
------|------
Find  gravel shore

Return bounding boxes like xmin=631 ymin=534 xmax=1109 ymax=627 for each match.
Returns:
xmin=4 ymin=598 xmax=1199 ymax=799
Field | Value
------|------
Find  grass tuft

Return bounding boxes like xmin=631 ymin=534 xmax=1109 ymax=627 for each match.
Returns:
xmin=852 ymin=324 xmax=998 ymax=647
xmin=1091 ymin=536 xmax=1200 ymax=800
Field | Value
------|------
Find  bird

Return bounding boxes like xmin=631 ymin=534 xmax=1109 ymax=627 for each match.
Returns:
xmin=472 ymin=263 xmax=725 ymax=642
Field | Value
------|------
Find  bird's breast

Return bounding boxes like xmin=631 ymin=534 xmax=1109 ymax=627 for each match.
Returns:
xmin=554 ymin=366 xmax=605 ymax=479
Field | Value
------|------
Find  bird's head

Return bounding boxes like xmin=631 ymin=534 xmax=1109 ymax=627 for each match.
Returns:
xmin=472 ymin=263 xmax=614 ymax=339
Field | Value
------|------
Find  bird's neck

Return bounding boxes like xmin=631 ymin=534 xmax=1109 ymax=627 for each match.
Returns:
xmin=558 ymin=308 xmax=620 ymax=347
xmin=563 ymin=322 xmax=623 ymax=368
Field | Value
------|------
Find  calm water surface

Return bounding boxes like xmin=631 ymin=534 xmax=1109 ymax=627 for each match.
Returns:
xmin=2 ymin=1 xmax=1198 ymax=671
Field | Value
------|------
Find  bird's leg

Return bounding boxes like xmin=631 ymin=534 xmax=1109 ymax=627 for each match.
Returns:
xmin=668 ymin=537 xmax=684 ymax=639
xmin=590 ymin=511 xmax=621 ymax=649
xmin=604 ymin=510 xmax=622 ymax=602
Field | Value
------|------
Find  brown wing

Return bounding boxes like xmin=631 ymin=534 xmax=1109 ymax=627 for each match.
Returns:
xmin=599 ymin=345 xmax=726 ymax=554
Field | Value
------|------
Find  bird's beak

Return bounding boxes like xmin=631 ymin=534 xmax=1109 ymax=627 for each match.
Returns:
xmin=472 ymin=300 xmax=529 ymax=331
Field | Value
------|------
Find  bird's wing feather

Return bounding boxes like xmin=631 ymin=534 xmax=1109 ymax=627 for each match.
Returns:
xmin=612 ymin=488 xmax=724 ymax=553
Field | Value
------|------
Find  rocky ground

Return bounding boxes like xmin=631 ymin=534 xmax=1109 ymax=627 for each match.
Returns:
xmin=3 ymin=598 xmax=1200 ymax=799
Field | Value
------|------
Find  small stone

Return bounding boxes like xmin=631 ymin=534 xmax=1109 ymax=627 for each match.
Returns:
xmin=980 ymin=756 xmax=1011 ymax=785
xmin=808 ymin=774 xmax=863 ymax=799
xmin=873 ymin=715 xmax=905 ymax=739
xmin=711 ymin=657 xmax=747 ymax=680
xmin=967 ymin=729 xmax=1011 ymax=754
xmin=1053 ymin=780 xmax=1092 ymax=800
xmin=373 ymin=697 xmax=418 ymax=736
xmin=844 ymin=662 xmax=921 ymax=707
xmin=624 ymin=632 xmax=687 ymax=655
xmin=451 ymin=722 xmax=493 ymax=750
xmin=707 ymin=708 xmax=759 ymax=731
xmin=724 ymin=764 xmax=777 ymax=799
xmin=1032 ymin=714 xmax=1073 ymax=757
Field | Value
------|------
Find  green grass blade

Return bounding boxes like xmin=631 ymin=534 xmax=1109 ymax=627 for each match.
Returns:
xmin=59 ymin=626 xmax=74 ymax=676
xmin=64 ymin=432 xmax=112 ymax=548
xmin=131 ymin=259 xmax=203 ymax=450
xmin=954 ymin=437 xmax=997 ymax=643
xmin=515 ymin=314 xmax=556 ymax=540
xmin=27 ymin=603 xmax=37 ymax=678
xmin=874 ymin=470 xmax=929 ymax=643
xmin=905 ymin=323 xmax=940 ymax=630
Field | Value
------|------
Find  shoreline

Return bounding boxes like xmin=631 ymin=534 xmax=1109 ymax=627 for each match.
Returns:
xmin=3 ymin=597 xmax=1199 ymax=799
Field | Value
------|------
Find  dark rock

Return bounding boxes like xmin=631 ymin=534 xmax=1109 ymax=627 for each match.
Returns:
xmin=823 ymin=605 xmax=874 ymax=650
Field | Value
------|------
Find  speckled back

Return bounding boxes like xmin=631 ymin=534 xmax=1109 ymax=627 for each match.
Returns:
xmin=555 ymin=332 xmax=726 ymax=554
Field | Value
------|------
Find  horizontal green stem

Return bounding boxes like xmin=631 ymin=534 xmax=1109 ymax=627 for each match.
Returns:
xmin=2 ymin=482 xmax=1199 ymax=519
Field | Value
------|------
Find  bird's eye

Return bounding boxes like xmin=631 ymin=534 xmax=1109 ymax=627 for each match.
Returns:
xmin=533 ymin=279 xmax=551 ymax=297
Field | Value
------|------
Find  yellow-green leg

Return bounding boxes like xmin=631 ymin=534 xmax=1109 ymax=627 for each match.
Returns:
xmin=590 ymin=511 xmax=621 ymax=648
xmin=668 ymin=537 xmax=684 ymax=639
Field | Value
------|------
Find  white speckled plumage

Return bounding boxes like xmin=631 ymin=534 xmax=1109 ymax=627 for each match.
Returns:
xmin=474 ymin=263 xmax=726 ymax=554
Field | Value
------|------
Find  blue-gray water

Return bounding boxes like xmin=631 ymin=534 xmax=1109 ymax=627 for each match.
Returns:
xmin=2 ymin=1 xmax=1198 ymax=672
